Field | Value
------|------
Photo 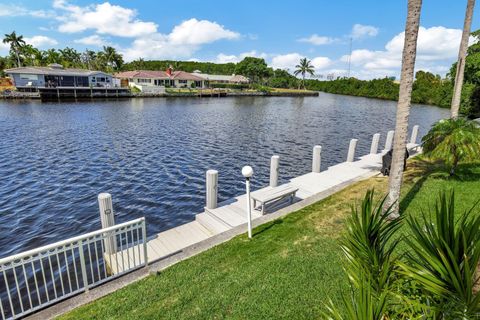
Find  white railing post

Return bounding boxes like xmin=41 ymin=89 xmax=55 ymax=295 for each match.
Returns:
xmin=270 ymin=155 xmax=279 ymax=187
xmin=347 ymin=139 xmax=358 ymax=162
xmin=142 ymin=218 xmax=148 ymax=267
xmin=98 ymin=193 xmax=117 ymax=254
xmin=410 ymin=125 xmax=419 ymax=144
xmin=384 ymin=130 xmax=395 ymax=151
xmin=312 ymin=145 xmax=322 ymax=173
xmin=206 ymin=170 xmax=218 ymax=209
xmin=370 ymin=133 xmax=381 ymax=154
xmin=78 ymin=240 xmax=89 ymax=291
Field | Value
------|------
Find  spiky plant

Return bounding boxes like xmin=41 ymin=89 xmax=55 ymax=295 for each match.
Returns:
xmin=324 ymin=278 xmax=389 ymax=320
xmin=422 ymin=118 xmax=480 ymax=176
xmin=398 ymin=190 xmax=480 ymax=318
xmin=341 ymin=189 xmax=403 ymax=293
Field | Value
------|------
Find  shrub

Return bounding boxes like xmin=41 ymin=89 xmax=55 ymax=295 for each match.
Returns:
xmin=421 ymin=118 xmax=480 ymax=175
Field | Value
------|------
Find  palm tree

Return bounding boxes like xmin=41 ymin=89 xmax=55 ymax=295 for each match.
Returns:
xmin=386 ymin=0 xmax=423 ymax=217
xmin=102 ymin=46 xmax=123 ymax=71
xmin=451 ymin=0 xmax=476 ymax=119
xmin=422 ymin=118 xmax=480 ymax=175
xmin=294 ymin=58 xmax=315 ymax=89
xmin=3 ymin=31 xmax=25 ymax=67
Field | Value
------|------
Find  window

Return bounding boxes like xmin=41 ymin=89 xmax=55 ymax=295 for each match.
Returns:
xmin=19 ymin=74 xmax=38 ymax=80
xmin=195 ymin=81 xmax=202 ymax=87
xmin=179 ymin=80 xmax=187 ymax=84
xmin=91 ymin=77 xmax=96 ymax=82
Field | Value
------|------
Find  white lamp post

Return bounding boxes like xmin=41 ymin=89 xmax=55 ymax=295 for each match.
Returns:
xmin=242 ymin=165 xmax=254 ymax=239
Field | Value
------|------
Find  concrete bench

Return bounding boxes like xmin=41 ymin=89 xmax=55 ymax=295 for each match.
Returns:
xmin=251 ymin=184 xmax=299 ymax=215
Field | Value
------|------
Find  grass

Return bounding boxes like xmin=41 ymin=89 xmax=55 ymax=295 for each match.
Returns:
xmin=59 ymin=159 xmax=480 ymax=320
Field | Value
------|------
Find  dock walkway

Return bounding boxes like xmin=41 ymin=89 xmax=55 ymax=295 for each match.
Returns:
xmin=107 ymin=143 xmax=420 ymax=273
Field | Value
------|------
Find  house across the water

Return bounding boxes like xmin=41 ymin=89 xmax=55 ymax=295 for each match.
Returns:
xmin=114 ymin=67 xmax=250 ymax=92
xmin=5 ymin=64 xmax=118 ymax=91
xmin=5 ymin=64 xmax=129 ymax=99
xmin=192 ymin=71 xmax=249 ymax=84
xmin=114 ymin=68 xmax=206 ymax=93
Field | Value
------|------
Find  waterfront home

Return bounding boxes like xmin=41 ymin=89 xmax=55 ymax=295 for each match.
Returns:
xmin=192 ymin=71 xmax=249 ymax=84
xmin=114 ymin=68 xmax=206 ymax=92
xmin=5 ymin=64 xmax=116 ymax=91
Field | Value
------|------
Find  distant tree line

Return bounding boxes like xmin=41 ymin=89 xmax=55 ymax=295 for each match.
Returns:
xmin=1 ymin=31 xmax=124 ymax=73
xmin=306 ymin=29 xmax=480 ymax=118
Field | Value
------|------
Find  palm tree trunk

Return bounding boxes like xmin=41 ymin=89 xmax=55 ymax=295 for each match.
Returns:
xmin=386 ymin=0 xmax=423 ymax=216
xmin=303 ymin=74 xmax=305 ymax=90
xmin=451 ymin=0 xmax=475 ymax=119
xmin=15 ymin=48 xmax=21 ymax=67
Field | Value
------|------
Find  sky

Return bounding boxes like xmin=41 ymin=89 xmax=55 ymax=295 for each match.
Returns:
xmin=0 ymin=0 xmax=479 ymax=79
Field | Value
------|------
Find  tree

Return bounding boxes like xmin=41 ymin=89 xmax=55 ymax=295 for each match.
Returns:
xmin=3 ymin=31 xmax=25 ymax=67
xmin=59 ymin=47 xmax=82 ymax=68
xmin=235 ymin=57 xmax=271 ymax=84
xmin=421 ymin=118 xmax=480 ymax=175
xmin=451 ymin=0 xmax=476 ymax=119
xmin=387 ymin=0 xmax=423 ymax=216
xmin=102 ymin=46 xmax=123 ymax=71
xmin=294 ymin=58 xmax=315 ymax=89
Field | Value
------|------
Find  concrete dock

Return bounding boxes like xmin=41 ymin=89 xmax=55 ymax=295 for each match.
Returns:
xmin=106 ymin=141 xmax=420 ymax=273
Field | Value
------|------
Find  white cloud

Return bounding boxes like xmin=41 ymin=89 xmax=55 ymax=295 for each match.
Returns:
xmin=24 ymin=36 xmax=58 ymax=47
xmin=122 ymin=18 xmax=241 ymax=61
xmin=74 ymin=35 xmax=110 ymax=47
xmin=351 ymin=24 xmax=379 ymax=39
xmin=0 ymin=4 xmax=54 ymax=18
xmin=270 ymin=53 xmax=331 ymax=73
xmin=215 ymin=50 xmax=268 ymax=63
xmin=54 ymin=0 xmax=158 ymax=37
xmin=298 ymin=34 xmax=336 ymax=45
xmin=342 ymin=26 xmax=467 ymax=79
xmin=169 ymin=18 xmax=239 ymax=45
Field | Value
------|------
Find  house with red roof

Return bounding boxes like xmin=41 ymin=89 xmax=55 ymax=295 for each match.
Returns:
xmin=114 ymin=67 xmax=206 ymax=92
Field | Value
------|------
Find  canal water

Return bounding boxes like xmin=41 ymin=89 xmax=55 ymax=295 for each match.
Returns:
xmin=0 ymin=94 xmax=449 ymax=256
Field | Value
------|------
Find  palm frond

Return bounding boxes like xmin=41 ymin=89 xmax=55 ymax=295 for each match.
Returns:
xmin=397 ymin=190 xmax=480 ymax=317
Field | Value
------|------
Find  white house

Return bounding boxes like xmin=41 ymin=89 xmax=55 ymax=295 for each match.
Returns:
xmin=114 ymin=69 xmax=206 ymax=93
xmin=5 ymin=64 xmax=115 ymax=91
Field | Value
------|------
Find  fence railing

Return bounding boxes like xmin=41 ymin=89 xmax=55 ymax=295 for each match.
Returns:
xmin=0 ymin=217 xmax=147 ymax=320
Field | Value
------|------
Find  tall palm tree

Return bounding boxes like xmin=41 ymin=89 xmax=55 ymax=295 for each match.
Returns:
xmin=3 ymin=31 xmax=25 ymax=67
xmin=102 ymin=46 xmax=123 ymax=71
xmin=451 ymin=0 xmax=476 ymax=119
xmin=294 ymin=58 xmax=315 ymax=89
xmin=386 ymin=0 xmax=423 ymax=216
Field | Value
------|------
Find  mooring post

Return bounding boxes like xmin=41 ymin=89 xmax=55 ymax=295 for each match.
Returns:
xmin=347 ymin=139 xmax=358 ymax=162
xmin=384 ymin=130 xmax=395 ymax=151
xmin=270 ymin=155 xmax=280 ymax=187
xmin=312 ymin=145 xmax=322 ymax=173
xmin=410 ymin=125 xmax=419 ymax=144
xmin=206 ymin=170 xmax=218 ymax=209
xmin=370 ymin=133 xmax=381 ymax=154
xmin=98 ymin=193 xmax=117 ymax=254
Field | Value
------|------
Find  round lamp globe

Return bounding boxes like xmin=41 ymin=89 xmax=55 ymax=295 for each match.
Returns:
xmin=242 ymin=166 xmax=254 ymax=178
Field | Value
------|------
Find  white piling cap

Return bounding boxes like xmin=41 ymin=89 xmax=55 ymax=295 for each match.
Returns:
xmin=98 ymin=193 xmax=111 ymax=200
xmin=242 ymin=166 xmax=254 ymax=178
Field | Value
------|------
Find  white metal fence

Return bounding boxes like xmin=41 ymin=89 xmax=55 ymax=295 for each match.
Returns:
xmin=0 ymin=218 xmax=147 ymax=319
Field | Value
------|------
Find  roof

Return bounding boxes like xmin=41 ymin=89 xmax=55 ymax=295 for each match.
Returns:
xmin=194 ymin=73 xmax=232 ymax=81
xmin=170 ymin=71 xmax=204 ymax=81
xmin=230 ymin=74 xmax=249 ymax=83
xmin=115 ymin=70 xmax=205 ymax=81
xmin=193 ymin=73 xmax=249 ymax=83
xmin=5 ymin=66 xmax=110 ymax=77
xmin=114 ymin=70 xmax=169 ymax=79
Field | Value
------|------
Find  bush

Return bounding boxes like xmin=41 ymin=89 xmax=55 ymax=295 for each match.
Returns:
xmin=210 ymin=83 xmax=250 ymax=90
xmin=421 ymin=118 xmax=480 ymax=175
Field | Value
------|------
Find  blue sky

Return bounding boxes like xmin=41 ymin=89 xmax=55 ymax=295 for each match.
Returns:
xmin=1 ymin=0 xmax=479 ymax=79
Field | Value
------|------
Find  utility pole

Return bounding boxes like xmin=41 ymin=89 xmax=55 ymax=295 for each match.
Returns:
xmin=347 ymin=37 xmax=353 ymax=78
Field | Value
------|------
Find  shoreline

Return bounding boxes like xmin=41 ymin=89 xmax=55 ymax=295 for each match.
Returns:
xmin=0 ymin=89 xmax=319 ymax=100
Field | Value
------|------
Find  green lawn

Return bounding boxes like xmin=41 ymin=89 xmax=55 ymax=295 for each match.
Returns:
xmin=59 ymin=159 xmax=480 ymax=320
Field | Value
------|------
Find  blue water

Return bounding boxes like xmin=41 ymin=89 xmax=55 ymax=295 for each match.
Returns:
xmin=0 ymin=94 xmax=449 ymax=257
